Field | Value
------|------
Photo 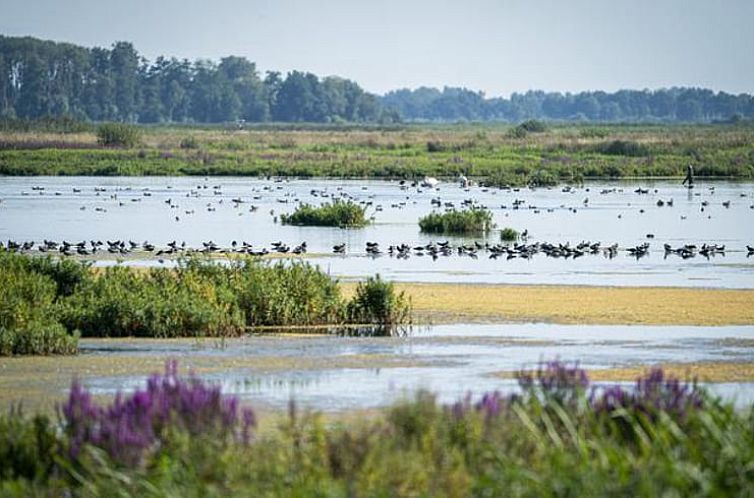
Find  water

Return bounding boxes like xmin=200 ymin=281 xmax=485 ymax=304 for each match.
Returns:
xmin=3 ymin=176 xmax=753 ymax=411
xmin=79 ymin=323 xmax=754 ymax=411
xmin=1 ymin=176 xmax=753 ymax=287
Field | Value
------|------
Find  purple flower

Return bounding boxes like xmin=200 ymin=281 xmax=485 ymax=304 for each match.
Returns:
xmin=516 ymin=360 xmax=590 ymax=406
xmin=591 ymin=367 xmax=704 ymax=420
xmin=61 ymin=361 xmax=256 ymax=466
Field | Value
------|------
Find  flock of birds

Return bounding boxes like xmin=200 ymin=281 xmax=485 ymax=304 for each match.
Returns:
xmin=2 ymin=238 xmax=752 ymax=262
xmin=2 ymin=180 xmax=753 ymax=267
xmin=6 ymin=182 xmax=754 ymax=222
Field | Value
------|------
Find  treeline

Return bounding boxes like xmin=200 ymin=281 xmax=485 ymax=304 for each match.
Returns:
xmin=2 ymin=35 xmax=753 ymax=124
xmin=382 ymin=86 xmax=754 ymax=123
xmin=0 ymin=36 xmax=394 ymax=124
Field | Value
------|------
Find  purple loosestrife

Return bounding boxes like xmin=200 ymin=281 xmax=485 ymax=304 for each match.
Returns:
xmin=592 ymin=367 xmax=704 ymax=420
xmin=517 ymin=360 xmax=590 ymax=406
xmin=62 ymin=360 xmax=256 ymax=466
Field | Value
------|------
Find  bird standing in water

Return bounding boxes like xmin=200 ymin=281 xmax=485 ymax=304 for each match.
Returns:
xmin=682 ymin=164 xmax=694 ymax=188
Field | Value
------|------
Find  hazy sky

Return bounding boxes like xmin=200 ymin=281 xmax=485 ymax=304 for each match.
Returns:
xmin=2 ymin=0 xmax=753 ymax=97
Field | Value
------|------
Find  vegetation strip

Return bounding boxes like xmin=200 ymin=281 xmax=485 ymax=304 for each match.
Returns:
xmin=2 ymin=360 xmax=754 ymax=495
xmin=341 ymin=282 xmax=754 ymax=326
xmin=0 ymin=251 xmax=412 ymax=355
xmin=1 ymin=124 xmax=753 ymax=185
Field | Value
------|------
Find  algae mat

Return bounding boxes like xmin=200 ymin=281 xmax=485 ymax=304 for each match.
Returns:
xmin=341 ymin=283 xmax=754 ymax=326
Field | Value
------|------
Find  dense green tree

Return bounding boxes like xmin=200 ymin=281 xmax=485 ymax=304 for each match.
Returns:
xmin=1 ymin=35 xmax=752 ymax=124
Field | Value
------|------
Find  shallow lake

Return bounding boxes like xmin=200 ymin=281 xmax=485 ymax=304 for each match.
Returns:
xmin=1 ymin=176 xmax=753 ymax=287
xmin=78 ymin=323 xmax=754 ymax=411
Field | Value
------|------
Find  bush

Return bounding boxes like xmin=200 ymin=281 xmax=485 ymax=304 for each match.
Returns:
xmin=179 ymin=135 xmax=200 ymax=149
xmin=227 ymin=259 xmax=346 ymax=327
xmin=280 ymin=200 xmax=369 ymax=228
xmin=506 ymin=126 xmax=528 ymax=139
xmin=59 ymin=264 xmax=246 ymax=338
xmin=0 ymin=253 xmax=414 ymax=349
xmin=426 ymin=140 xmax=446 ymax=153
xmin=518 ymin=119 xmax=547 ymax=133
xmin=0 ymin=257 xmax=78 ymax=355
xmin=5 ymin=253 xmax=91 ymax=297
xmin=96 ymin=123 xmax=141 ymax=147
xmin=500 ymin=227 xmax=519 ymax=242
xmin=0 ymin=411 xmax=58 ymax=481
xmin=346 ymin=275 xmax=412 ymax=331
xmin=595 ymin=140 xmax=650 ymax=157
xmin=419 ymin=208 xmax=493 ymax=234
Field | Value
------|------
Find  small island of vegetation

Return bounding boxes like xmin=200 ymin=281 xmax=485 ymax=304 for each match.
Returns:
xmin=500 ymin=227 xmax=521 ymax=242
xmin=419 ymin=208 xmax=494 ymax=235
xmin=280 ymin=201 xmax=369 ymax=228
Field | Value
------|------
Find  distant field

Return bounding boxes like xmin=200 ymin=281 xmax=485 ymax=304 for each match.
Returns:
xmin=1 ymin=123 xmax=752 ymax=185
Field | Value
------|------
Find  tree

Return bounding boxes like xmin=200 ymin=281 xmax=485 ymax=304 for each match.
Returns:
xmin=110 ymin=42 xmax=139 ymax=121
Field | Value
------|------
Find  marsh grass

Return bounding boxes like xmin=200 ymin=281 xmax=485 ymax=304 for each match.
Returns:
xmin=419 ymin=207 xmax=493 ymax=234
xmin=96 ymin=123 xmax=141 ymax=148
xmin=0 ymin=251 xmax=413 ymax=354
xmin=346 ymin=275 xmax=412 ymax=333
xmin=0 ymin=123 xmax=752 ymax=184
xmin=280 ymin=200 xmax=369 ymax=228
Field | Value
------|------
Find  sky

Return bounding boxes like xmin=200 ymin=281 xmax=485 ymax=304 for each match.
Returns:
xmin=2 ymin=0 xmax=753 ymax=97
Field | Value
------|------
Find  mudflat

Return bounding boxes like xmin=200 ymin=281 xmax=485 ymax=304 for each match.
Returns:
xmin=342 ymin=282 xmax=754 ymax=326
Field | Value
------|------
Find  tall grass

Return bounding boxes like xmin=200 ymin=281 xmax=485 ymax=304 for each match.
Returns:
xmin=1 ymin=123 xmax=752 ymax=183
xmin=346 ymin=275 xmax=412 ymax=332
xmin=1 ymin=361 xmax=752 ymax=495
xmin=419 ymin=207 xmax=493 ymax=234
xmin=0 ymin=251 xmax=413 ymax=353
xmin=96 ymin=123 xmax=141 ymax=147
xmin=280 ymin=200 xmax=369 ymax=228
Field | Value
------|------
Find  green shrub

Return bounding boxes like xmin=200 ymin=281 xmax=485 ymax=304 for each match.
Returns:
xmin=59 ymin=264 xmax=245 ymax=338
xmin=0 ymin=253 xmax=409 ymax=347
xmin=426 ymin=140 xmax=446 ymax=152
xmin=518 ymin=119 xmax=547 ymax=133
xmin=96 ymin=123 xmax=141 ymax=147
xmin=0 ymin=252 xmax=91 ymax=297
xmin=0 ymin=412 xmax=57 ymax=481
xmin=0 ymin=259 xmax=77 ymax=355
xmin=226 ymin=259 xmax=346 ymax=327
xmin=500 ymin=227 xmax=520 ymax=242
xmin=179 ymin=135 xmax=200 ymax=149
xmin=346 ymin=275 xmax=412 ymax=330
xmin=280 ymin=201 xmax=369 ymax=228
xmin=506 ymin=126 xmax=528 ymax=139
xmin=579 ymin=127 xmax=609 ymax=138
xmin=595 ymin=139 xmax=650 ymax=157
xmin=530 ymin=169 xmax=558 ymax=186
xmin=419 ymin=208 xmax=493 ymax=234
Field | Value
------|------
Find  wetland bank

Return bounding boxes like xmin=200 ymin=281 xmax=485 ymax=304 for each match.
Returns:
xmin=2 ymin=122 xmax=754 ymax=496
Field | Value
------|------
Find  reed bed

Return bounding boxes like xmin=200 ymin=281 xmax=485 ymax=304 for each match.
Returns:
xmin=0 ymin=251 xmax=411 ymax=355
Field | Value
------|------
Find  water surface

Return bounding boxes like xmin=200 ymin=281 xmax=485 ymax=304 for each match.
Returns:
xmin=2 ymin=177 xmax=753 ymax=287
